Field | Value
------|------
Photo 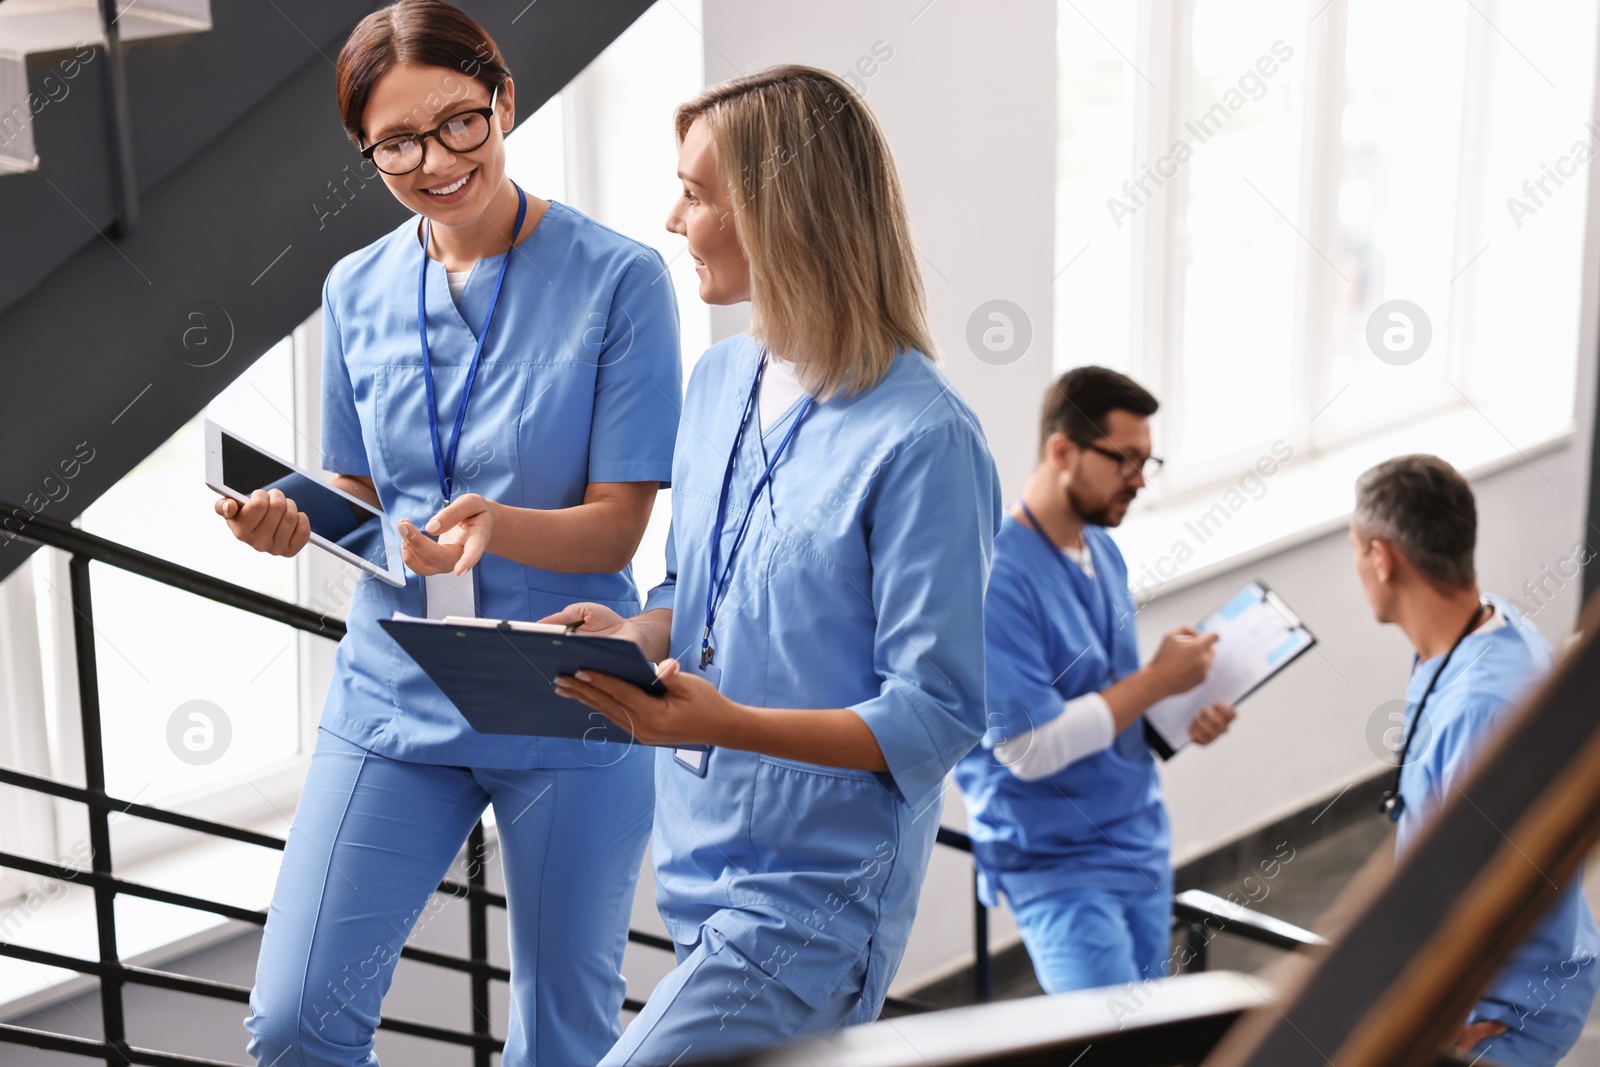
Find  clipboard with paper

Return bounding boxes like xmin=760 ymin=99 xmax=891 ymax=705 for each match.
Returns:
xmin=377 ymin=612 xmax=666 ymax=744
xmin=1142 ymin=581 xmax=1315 ymax=760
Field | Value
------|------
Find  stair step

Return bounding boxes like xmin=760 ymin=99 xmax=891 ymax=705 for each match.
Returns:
xmin=0 ymin=0 xmax=209 ymax=56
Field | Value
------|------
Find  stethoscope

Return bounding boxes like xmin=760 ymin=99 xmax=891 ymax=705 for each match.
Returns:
xmin=1378 ymin=599 xmax=1489 ymax=822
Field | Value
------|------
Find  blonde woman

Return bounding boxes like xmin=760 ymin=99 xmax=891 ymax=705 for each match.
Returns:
xmin=546 ymin=66 xmax=1000 ymax=1061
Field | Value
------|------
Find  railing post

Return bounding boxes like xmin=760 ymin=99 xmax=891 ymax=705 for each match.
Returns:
xmin=95 ymin=0 xmax=141 ymax=234
xmin=972 ymin=870 xmax=991 ymax=1003
xmin=1184 ymin=920 xmax=1209 ymax=973
xmin=467 ymin=821 xmax=491 ymax=1067
xmin=70 ymin=554 xmax=128 ymax=1065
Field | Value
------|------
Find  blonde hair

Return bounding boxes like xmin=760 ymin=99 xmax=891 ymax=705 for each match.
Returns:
xmin=675 ymin=65 xmax=936 ymax=399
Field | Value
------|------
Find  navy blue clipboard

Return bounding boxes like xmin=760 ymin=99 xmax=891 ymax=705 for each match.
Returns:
xmin=378 ymin=617 xmax=666 ymax=743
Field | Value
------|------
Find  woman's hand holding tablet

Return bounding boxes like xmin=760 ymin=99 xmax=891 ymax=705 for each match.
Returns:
xmin=214 ymin=488 xmax=312 ymax=558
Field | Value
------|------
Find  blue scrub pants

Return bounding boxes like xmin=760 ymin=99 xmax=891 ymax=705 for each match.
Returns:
xmin=1012 ymin=877 xmax=1174 ymax=994
xmin=598 ymin=907 xmax=873 ymax=1066
xmin=244 ymin=729 xmax=653 ymax=1067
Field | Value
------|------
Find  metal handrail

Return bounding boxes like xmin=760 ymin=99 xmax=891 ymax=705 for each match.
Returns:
xmin=1174 ymin=890 xmax=1329 ymax=954
xmin=0 ymin=501 xmax=1328 ymax=1065
xmin=698 ymin=970 xmax=1270 ymax=1067
xmin=935 ymin=817 xmax=1329 ymax=997
xmin=1206 ymin=594 xmax=1600 ymax=1067
xmin=2 ymin=507 xmax=344 ymax=639
xmin=0 ymin=505 xmax=615 ymax=1065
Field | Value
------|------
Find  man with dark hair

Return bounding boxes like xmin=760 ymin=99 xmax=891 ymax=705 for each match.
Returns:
xmin=1350 ymin=454 xmax=1598 ymax=1066
xmin=954 ymin=366 xmax=1237 ymax=993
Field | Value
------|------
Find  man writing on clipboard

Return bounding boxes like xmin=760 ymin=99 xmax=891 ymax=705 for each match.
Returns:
xmin=953 ymin=367 xmax=1237 ymax=995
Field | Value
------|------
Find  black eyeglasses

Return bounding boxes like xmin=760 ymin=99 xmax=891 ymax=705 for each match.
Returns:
xmin=360 ymin=87 xmax=499 ymax=176
xmin=1072 ymin=438 xmax=1164 ymax=480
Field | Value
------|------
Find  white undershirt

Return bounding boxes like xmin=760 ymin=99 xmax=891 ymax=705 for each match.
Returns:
xmin=1061 ymin=541 xmax=1095 ymax=579
xmin=996 ymin=692 xmax=1116 ymax=781
xmin=759 ymin=354 xmax=808 ymax=430
xmin=446 ymin=269 xmax=472 ymax=302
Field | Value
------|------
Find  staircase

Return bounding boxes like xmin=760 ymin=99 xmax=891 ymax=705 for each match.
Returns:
xmin=0 ymin=0 xmax=656 ymax=585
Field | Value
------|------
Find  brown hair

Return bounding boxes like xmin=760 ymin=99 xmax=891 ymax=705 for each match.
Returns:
xmin=1039 ymin=366 xmax=1159 ymax=455
xmin=675 ymin=65 xmax=935 ymax=400
xmin=335 ymin=0 xmax=509 ymax=147
xmin=1354 ymin=454 xmax=1477 ymax=592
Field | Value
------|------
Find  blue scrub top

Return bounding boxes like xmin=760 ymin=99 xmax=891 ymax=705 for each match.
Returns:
xmin=641 ymin=336 xmax=999 ymax=1004
xmin=1395 ymin=593 xmax=1600 ymax=1048
xmin=318 ymin=201 xmax=682 ymax=768
xmin=953 ymin=516 xmax=1170 ymax=908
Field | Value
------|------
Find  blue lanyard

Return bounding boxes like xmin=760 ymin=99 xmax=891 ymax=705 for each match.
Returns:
xmin=418 ymin=183 xmax=528 ymax=503
xmin=1018 ymin=501 xmax=1088 ymax=584
xmin=1018 ymin=500 xmax=1116 ymax=652
xmin=701 ymin=354 xmax=813 ymax=669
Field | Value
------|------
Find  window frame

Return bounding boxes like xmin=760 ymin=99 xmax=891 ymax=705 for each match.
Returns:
xmin=21 ymin=316 xmax=330 ymax=873
xmin=1104 ymin=0 xmax=1567 ymax=504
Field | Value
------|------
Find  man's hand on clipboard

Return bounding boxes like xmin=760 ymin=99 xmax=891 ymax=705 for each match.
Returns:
xmin=1100 ymin=626 xmax=1221 ymax=737
xmin=1149 ymin=626 xmax=1219 ymax=694
xmin=1141 ymin=581 xmax=1316 ymax=758
xmin=1188 ymin=702 xmax=1238 ymax=745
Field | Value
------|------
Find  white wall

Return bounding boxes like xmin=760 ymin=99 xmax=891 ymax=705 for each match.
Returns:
xmin=702 ymin=0 xmax=1600 ymax=996
xmin=1144 ymin=441 xmax=1596 ymax=864
xmin=701 ymin=0 xmax=1058 ymax=494
xmin=700 ymin=0 xmax=1057 ymax=988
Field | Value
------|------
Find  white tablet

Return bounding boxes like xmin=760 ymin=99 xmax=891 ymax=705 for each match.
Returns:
xmin=204 ymin=419 xmax=406 ymax=588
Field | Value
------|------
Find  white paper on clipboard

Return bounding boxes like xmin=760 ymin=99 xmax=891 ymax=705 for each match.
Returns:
xmin=1143 ymin=582 xmax=1315 ymax=756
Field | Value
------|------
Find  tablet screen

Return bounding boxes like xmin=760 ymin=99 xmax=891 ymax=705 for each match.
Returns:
xmin=220 ymin=432 xmax=390 ymax=570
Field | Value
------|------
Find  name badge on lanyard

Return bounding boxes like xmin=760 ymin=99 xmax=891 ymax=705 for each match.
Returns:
xmin=681 ymin=352 xmax=813 ymax=775
xmin=416 ymin=184 xmax=527 ymax=620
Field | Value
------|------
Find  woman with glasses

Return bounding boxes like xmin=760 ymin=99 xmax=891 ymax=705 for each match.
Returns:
xmin=545 ymin=67 xmax=1001 ymax=1063
xmin=221 ymin=2 xmax=681 ymax=1063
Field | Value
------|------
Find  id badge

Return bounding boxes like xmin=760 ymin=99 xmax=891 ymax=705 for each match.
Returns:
xmin=672 ymin=745 xmax=711 ymax=776
xmin=673 ymin=658 xmax=718 ymax=776
xmin=698 ymin=661 xmax=722 ymax=691
xmin=424 ymin=569 xmax=476 ymax=620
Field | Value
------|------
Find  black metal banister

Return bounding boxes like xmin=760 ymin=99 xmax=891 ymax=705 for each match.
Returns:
xmin=700 ymin=970 xmax=1268 ymax=1067
xmin=1173 ymin=890 xmax=1328 ymax=954
xmin=0 ymin=1022 xmax=239 ymax=1067
xmin=0 ymin=763 xmax=506 ymax=906
xmin=0 ymin=497 xmax=1330 ymax=1067
xmin=70 ymin=551 xmax=128 ymax=1060
xmin=3 ymin=505 xmax=345 ymax=639
xmin=0 ymin=765 xmax=287 ymax=850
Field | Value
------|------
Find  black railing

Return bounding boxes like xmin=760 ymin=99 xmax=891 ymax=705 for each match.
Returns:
xmin=0 ymin=506 xmax=674 ymax=1066
xmin=0 ymin=502 xmax=1326 ymax=1065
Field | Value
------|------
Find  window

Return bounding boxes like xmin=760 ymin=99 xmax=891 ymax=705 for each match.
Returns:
xmin=1058 ymin=0 xmax=1598 ymax=503
xmin=1054 ymin=0 xmax=1139 ymax=375
xmin=25 ymin=332 xmax=329 ymax=868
